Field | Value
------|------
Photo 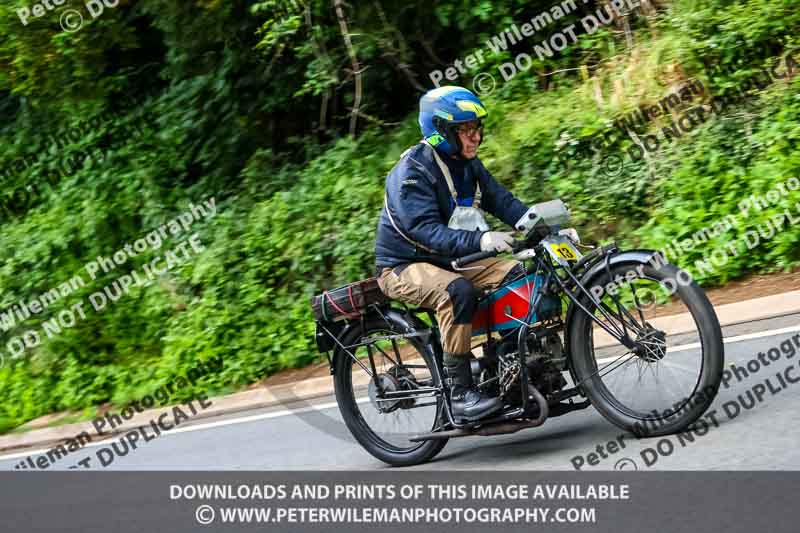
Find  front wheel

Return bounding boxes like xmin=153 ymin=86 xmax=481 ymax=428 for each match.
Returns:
xmin=568 ymin=261 xmax=724 ymax=437
xmin=333 ymin=316 xmax=449 ymax=466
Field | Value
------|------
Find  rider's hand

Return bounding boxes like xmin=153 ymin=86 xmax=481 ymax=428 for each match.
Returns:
xmin=480 ymin=231 xmax=514 ymax=253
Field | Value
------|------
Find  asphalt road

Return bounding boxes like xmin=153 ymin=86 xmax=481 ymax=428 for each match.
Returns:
xmin=3 ymin=313 xmax=800 ymax=471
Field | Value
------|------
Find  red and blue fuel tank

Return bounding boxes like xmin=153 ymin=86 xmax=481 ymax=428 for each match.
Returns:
xmin=471 ymin=274 xmax=561 ymax=336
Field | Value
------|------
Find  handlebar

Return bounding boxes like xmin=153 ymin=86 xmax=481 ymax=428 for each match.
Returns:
xmin=451 ymin=250 xmax=498 ymax=270
xmin=451 ymin=228 xmax=604 ymax=272
xmin=451 ymin=219 xmax=568 ymax=270
xmin=451 ymin=234 xmax=544 ymax=270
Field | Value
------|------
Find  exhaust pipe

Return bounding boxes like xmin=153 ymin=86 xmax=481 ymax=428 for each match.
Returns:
xmin=409 ymin=383 xmax=549 ymax=442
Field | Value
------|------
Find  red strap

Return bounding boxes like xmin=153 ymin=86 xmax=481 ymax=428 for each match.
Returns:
xmin=325 ymin=291 xmax=358 ymax=318
xmin=324 ymin=292 xmax=347 ymax=315
xmin=347 ymin=285 xmax=358 ymax=313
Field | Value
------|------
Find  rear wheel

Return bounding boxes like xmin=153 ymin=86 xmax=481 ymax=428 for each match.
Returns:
xmin=568 ymin=261 xmax=724 ymax=437
xmin=333 ymin=317 xmax=448 ymax=466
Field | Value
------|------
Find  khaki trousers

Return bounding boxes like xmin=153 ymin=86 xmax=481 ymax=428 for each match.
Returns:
xmin=377 ymin=257 xmax=521 ymax=355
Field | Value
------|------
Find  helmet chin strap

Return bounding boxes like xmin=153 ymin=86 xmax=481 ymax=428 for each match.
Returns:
xmin=445 ymin=123 xmax=462 ymax=157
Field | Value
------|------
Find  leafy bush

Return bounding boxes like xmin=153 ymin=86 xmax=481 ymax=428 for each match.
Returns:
xmin=1 ymin=0 xmax=799 ymax=431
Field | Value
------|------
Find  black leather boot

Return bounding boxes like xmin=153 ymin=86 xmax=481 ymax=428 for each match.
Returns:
xmin=444 ymin=354 xmax=502 ymax=423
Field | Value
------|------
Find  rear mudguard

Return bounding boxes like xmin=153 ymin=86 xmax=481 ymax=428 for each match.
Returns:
xmin=323 ymin=307 xmax=434 ymax=376
xmin=563 ymin=248 xmax=665 ymax=383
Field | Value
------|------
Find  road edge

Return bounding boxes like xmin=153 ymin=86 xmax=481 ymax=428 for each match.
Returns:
xmin=2 ymin=289 xmax=799 ymax=455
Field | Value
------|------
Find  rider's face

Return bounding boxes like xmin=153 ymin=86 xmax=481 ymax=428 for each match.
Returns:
xmin=456 ymin=120 xmax=483 ymax=159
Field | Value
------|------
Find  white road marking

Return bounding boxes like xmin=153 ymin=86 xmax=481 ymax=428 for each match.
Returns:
xmin=595 ymin=324 xmax=800 ymax=363
xmin=2 ymin=323 xmax=799 ymax=464
xmin=0 ymin=397 xmax=372 ymax=464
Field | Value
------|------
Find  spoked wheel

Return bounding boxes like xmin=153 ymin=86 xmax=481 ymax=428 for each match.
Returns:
xmin=569 ymin=261 xmax=724 ymax=437
xmin=333 ymin=318 xmax=449 ymax=466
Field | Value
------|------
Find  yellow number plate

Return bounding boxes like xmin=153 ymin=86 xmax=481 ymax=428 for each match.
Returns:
xmin=550 ymin=242 xmax=579 ymax=262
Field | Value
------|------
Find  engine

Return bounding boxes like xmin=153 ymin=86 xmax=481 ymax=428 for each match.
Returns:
xmin=475 ymin=324 xmax=567 ymax=404
xmin=524 ymin=330 xmax=568 ymax=397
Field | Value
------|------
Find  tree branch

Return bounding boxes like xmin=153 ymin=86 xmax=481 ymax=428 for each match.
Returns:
xmin=372 ymin=1 xmax=425 ymax=92
xmin=304 ymin=5 xmax=334 ymax=134
xmin=333 ymin=0 xmax=362 ymax=138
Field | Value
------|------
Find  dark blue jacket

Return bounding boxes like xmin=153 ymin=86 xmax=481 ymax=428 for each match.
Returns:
xmin=374 ymin=142 xmax=529 ymax=271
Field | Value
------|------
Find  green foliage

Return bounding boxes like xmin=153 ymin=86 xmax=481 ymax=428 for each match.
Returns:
xmin=1 ymin=0 xmax=799 ymax=431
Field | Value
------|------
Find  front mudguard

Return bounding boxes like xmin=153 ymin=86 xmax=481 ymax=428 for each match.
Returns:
xmin=563 ymin=248 xmax=665 ymax=383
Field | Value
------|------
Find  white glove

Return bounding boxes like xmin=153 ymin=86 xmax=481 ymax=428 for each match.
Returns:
xmin=480 ymin=231 xmax=514 ymax=253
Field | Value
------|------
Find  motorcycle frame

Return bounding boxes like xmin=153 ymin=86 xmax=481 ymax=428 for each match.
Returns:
xmin=318 ymin=240 xmax=662 ymax=430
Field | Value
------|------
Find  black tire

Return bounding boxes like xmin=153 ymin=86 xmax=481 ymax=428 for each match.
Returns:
xmin=568 ymin=261 xmax=724 ymax=437
xmin=333 ymin=317 xmax=449 ymax=466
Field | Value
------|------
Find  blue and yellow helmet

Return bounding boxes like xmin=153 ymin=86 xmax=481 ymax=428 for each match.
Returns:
xmin=419 ymin=86 xmax=488 ymax=157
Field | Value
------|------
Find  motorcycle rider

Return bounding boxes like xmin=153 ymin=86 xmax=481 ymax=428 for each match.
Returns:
xmin=374 ymin=86 xmax=537 ymax=423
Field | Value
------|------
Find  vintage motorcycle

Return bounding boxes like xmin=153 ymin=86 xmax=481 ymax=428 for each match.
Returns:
xmin=311 ymin=199 xmax=724 ymax=466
